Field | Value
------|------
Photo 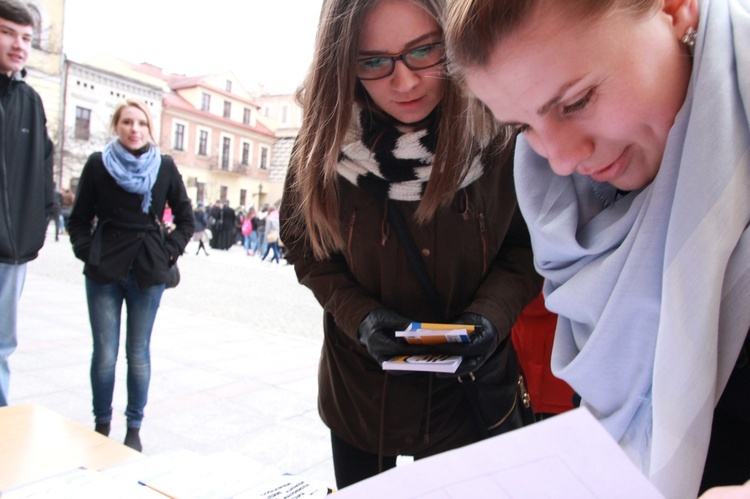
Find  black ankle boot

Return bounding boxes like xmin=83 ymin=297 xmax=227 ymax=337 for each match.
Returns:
xmin=94 ymin=422 xmax=111 ymax=437
xmin=124 ymin=427 xmax=142 ymax=452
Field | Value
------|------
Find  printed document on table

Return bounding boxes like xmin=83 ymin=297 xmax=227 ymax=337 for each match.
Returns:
xmin=333 ymin=408 xmax=664 ymax=499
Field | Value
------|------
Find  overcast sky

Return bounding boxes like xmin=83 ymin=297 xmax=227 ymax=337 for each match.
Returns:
xmin=62 ymin=0 xmax=324 ymax=94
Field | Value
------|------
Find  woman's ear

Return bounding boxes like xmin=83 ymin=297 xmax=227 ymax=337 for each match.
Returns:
xmin=662 ymin=0 xmax=700 ymax=38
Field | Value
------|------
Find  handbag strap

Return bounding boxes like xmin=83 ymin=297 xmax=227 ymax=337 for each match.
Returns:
xmin=387 ymin=200 xmax=491 ymax=434
xmin=386 ymin=200 xmax=443 ymax=319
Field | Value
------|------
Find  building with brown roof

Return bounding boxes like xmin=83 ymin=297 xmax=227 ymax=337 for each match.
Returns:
xmin=155 ymin=69 xmax=277 ymax=209
xmin=62 ymin=53 xmax=280 ymax=209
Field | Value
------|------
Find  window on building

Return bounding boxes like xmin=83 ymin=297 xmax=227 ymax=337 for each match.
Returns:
xmin=259 ymin=146 xmax=269 ymax=170
xmin=220 ymin=185 xmax=228 ymax=201
xmin=28 ymin=6 xmax=42 ymax=49
xmin=201 ymin=93 xmax=211 ymax=112
xmin=243 ymin=108 xmax=251 ymax=125
xmin=196 ymin=182 xmax=205 ymax=204
xmin=198 ymin=130 xmax=208 ymax=156
xmin=226 ymin=80 xmax=232 ymax=92
xmin=223 ymin=101 xmax=231 ymax=119
xmin=240 ymin=189 xmax=247 ymax=207
xmin=174 ymin=123 xmax=185 ymax=150
xmin=241 ymin=142 xmax=250 ymax=165
xmin=280 ymin=105 xmax=288 ymax=125
xmin=74 ymin=106 xmax=91 ymax=140
xmin=221 ymin=137 xmax=231 ymax=170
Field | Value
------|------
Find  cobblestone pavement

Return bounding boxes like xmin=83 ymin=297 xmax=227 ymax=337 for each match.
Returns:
xmin=11 ymin=227 xmax=336 ymax=487
xmin=30 ymin=230 xmax=326 ymax=342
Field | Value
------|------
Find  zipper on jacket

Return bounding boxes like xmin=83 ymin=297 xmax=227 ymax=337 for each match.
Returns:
xmin=380 ymin=199 xmax=390 ymax=247
xmin=478 ymin=213 xmax=488 ymax=275
xmin=347 ymin=209 xmax=357 ymax=274
xmin=518 ymin=374 xmax=531 ymax=409
xmin=459 ymin=189 xmax=470 ymax=221
xmin=486 ymin=391 xmax=519 ymax=432
xmin=0 ymin=101 xmax=19 ymax=262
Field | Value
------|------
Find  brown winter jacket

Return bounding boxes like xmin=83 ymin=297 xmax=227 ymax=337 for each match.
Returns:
xmin=280 ymin=143 xmax=541 ymax=458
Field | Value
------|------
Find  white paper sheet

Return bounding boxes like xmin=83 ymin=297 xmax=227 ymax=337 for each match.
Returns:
xmin=333 ymin=408 xmax=664 ymax=499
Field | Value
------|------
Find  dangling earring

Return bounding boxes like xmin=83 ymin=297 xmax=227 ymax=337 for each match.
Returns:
xmin=682 ymin=26 xmax=697 ymax=47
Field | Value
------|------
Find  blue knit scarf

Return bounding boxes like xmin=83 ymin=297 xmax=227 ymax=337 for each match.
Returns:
xmin=102 ymin=139 xmax=162 ymax=213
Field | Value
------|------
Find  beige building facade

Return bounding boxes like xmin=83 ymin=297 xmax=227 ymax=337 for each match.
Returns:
xmin=78 ymin=55 xmax=280 ymax=210
xmin=156 ymin=71 xmax=277 ymax=209
xmin=59 ymin=61 xmax=164 ymax=192
xmin=23 ymin=0 xmax=287 ymax=211
xmin=23 ymin=0 xmax=66 ymax=180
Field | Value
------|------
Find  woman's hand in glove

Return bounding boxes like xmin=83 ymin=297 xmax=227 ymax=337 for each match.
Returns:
xmin=432 ymin=312 xmax=502 ymax=377
xmin=357 ymin=308 xmax=429 ymax=364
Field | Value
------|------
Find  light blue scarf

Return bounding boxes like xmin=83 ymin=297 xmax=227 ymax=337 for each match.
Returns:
xmin=514 ymin=1 xmax=750 ymax=497
xmin=102 ymin=139 xmax=162 ymax=214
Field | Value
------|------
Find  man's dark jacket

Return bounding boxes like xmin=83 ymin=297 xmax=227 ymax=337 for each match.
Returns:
xmin=0 ymin=70 xmax=54 ymax=264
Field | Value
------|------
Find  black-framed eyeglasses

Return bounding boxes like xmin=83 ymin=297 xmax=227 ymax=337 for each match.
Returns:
xmin=356 ymin=42 xmax=445 ymax=81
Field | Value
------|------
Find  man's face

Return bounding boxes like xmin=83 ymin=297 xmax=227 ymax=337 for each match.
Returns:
xmin=0 ymin=16 xmax=32 ymax=75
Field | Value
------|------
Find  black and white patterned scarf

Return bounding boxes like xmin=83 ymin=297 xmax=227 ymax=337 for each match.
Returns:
xmin=337 ymin=107 xmax=485 ymax=200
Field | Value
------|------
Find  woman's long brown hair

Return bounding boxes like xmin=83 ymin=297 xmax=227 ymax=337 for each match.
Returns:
xmin=287 ymin=0 xmax=505 ymax=260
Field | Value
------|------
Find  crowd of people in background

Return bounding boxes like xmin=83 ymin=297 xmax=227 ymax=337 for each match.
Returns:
xmin=191 ymin=200 xmax=286 ymax=263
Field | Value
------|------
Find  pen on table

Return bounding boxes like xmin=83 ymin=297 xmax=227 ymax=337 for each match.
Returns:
xmin=138 ymin=481 xmax=177 ymax=498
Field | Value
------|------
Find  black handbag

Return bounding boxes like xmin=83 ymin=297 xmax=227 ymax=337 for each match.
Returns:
xmin=457 ymin=338 xmax=535 ymax=439
xmin=165 ymin=263 xmax=180 ymax=289
xmin=153 ymin=210 xmax=180 ymax=290
xmin=386 ymin=200 xmax=534 ymax=439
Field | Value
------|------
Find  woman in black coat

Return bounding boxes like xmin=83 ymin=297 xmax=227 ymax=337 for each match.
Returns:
xmin=216 ymin=202 xmax=236 ymax=250
xmin=68 ymin=100 xmax=194 ymax=452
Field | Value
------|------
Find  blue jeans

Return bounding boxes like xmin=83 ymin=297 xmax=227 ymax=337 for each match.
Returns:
xmin=257 ymin=232 xmax=268 ymax=257
xmin=0 ymin=263 xmax=26 ymax=407
xmin=243 ymin=234 xmax=252 ymax=252
xmin=249 ymin=232 xmax=259 ymax=254
xmin=86 ymin=273 xmax=164 ymax=428
xmin=263 ymin=241 xmax=280 ymax=263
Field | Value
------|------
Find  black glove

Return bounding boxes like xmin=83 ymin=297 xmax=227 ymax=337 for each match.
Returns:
xmin=432 ymin=312 xmax=501 ymax=377
xmin=358 ymin=308 xmax=429 ymax=364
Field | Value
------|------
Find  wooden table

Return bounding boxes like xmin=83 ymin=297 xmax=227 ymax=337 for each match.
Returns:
xmin=0 ymin=404 xmax=145 ymax=491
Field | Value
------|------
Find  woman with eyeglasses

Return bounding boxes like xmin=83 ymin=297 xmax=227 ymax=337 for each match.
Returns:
xmin=279 ymin=0 xmax=541 ymax=489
